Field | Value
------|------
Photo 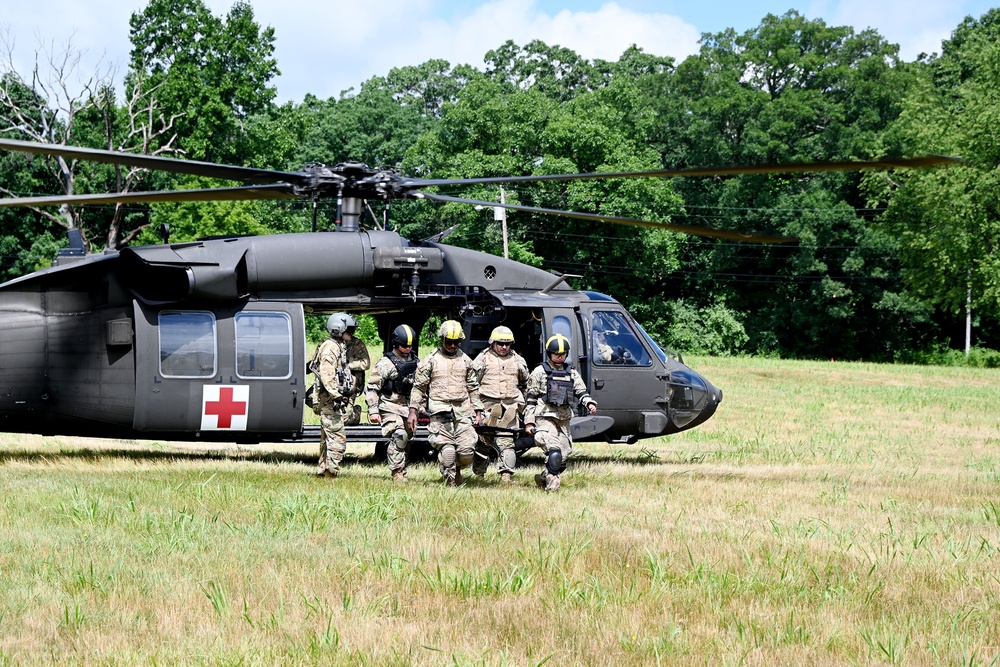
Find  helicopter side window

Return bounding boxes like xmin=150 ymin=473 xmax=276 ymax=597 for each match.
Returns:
xmin=551 ymin=315 xmax=573 ymax=348
xmin=235 ymin=312 xmax=292 ymax=379
xmin=591 ymin=311 xmax=651 ymax=367
xmin=159 ymin=311 xmax=217 ymax=378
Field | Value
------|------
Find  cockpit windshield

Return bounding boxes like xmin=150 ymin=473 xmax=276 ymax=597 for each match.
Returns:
xmin=591 ymin=311 xmax=651 ymax=366
xmin=635 ymin=321 xmax=671 ymax=364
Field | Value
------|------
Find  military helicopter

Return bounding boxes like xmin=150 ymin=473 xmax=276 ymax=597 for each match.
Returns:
xmin=0 ymin=138 xmax=955 ymax=447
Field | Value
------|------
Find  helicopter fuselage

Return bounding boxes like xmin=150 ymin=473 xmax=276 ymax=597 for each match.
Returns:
xmin=0 ymin=230 xmax=721 ymax=444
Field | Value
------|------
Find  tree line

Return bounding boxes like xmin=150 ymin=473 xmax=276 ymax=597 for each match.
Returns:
xmin=1 ymin=0 xmax=998 ymax=362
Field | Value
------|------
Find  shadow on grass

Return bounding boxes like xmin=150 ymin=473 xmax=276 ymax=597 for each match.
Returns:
xmin=0 ymin=446 xmax=389 ymax=469
xmin=0 ymin=443 xmax=703 ymax=471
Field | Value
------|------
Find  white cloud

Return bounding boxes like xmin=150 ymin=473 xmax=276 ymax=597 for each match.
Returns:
xmin=241 ymin=0 xmax=701 ymax=101
xmin=2 ymin=0 xmax=993 ymax=104
xmin=820 ymin=0 xmax=975 ymax=59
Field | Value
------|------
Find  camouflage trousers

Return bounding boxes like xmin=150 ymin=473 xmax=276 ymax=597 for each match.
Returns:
xmin=533 ymin=416 xmax=573 ymax=459
xmin=428 ymin=411 xmax=477 ymax=483
xmin=533 ymin=416 xmax=572 ymax=490
xmin=317 ymin=401 xmax=348 ymax=476
xmin=378 ymin=410 xmax=411 ymax=474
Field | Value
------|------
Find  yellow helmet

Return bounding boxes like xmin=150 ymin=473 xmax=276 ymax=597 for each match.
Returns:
xmin=488 ymin=326 xmax=515 ymax=344
xmin=545 ymin=334 xmax=571 ymax=355
xmin=391 ymin=324 xmax=416 ymax=348
xmin=438 ymin=320 xmax=465 ymax=341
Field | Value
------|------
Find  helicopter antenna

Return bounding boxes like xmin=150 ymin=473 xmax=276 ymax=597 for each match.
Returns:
xmin=541 ymin=273 xmax=581 ymax=294
xmin=421 ymin=223 xmax=462 ymax=244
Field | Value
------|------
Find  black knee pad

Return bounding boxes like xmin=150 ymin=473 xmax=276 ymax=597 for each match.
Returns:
xmin=546 ymin=449 xmax=564 ymax=476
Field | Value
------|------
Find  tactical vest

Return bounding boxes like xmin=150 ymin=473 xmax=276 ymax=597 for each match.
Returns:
xmin=312 ymin=339 xmax=353 ymax=398
xmin=384 ymin=352 xmax=418 ymax=399
xmin=543 ymin=361 xmax=574 ymax=407
xmin=479 ymin=351 xmax=522 ymax=400
xmin=428 ymin=350 xmax=472 ymax=401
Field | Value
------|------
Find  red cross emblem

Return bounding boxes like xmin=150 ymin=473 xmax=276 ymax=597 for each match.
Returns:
xmin=201 ymin=385 xmax=249 ymax=430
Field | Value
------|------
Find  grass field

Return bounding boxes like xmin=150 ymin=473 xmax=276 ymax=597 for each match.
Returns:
xmin=1 ymin=356 xmax=998 ymax=665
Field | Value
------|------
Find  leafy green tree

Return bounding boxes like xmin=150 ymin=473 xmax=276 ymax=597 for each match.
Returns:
xmin=657 ymin=12 xmax=922 ymax=358
xmin=128 ymin=0 xmax=279 ymax=164
xmin=405 ymin=50 xmax=686 ymax=325
xmin=874 ymin=10 xmax=1000 ymax=341
xmin=484 ymin=40 xmax=606 ymax=101
xmin=287 ymin=60 xmax=480 ymax=232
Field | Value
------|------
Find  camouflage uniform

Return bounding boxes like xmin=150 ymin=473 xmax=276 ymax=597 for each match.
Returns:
xmin=365 ymin=350 xmax=418 ymax=479
xmin=314 ymin=336 xmax=352 ymax=476
xmin=344 ymin=337 xmax=371 ymax=425
xmin=409 ymin=347 xmax=483 ymax=485
xmin=471 ymin=346 xmax=530 ymax=478
xmin=524 ymin=361 xmax=597 ymax=491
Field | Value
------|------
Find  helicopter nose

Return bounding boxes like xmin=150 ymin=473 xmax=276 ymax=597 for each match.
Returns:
xmin=666 ymin=367 xmax=723 ymax=432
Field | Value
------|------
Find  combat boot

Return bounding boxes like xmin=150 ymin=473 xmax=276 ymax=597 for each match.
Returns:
xmin=500 ymin=472 xmax=514 ymax=484
xmin=391 ymin=469 xmax=407 ymax=483
xmin=545 ymin=474 xmax=561 ymax=492
xmin=486 ymin=404 xmax=503 ymax=427
xmin=534 ymin=472 xmax=547 ymax=489
xmin=454 ymin=468 xmax=464 ymax=487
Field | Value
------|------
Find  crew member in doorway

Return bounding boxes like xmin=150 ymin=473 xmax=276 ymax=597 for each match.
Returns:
xmin=341 ymin=315 xmax=370 ymax=425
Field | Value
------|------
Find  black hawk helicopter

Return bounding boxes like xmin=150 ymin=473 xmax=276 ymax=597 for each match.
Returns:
xmin=0 ymin=138 xmax=955 ymax=446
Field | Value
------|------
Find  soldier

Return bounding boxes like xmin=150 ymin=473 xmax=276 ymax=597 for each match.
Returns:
xmin=341 ymin=314 xmax=371 ymax=425
xmin=311 ymin=313 xmax=357 ymax=477
xmin=595 ymin=329 xmax=617 ymax=364
xmin=407 ymin=319 xmax=483 ymax=487
xmin=471 ymin=325 xmax=530 ymax=483
xmin=365 ymin=324 xmax=419 ymax=483
xmin=523 ymin=333 xmax=598 ymax=492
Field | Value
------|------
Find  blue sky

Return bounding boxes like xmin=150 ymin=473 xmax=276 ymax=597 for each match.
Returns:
xmin=2 ymin=1 xmax=997 ymax=103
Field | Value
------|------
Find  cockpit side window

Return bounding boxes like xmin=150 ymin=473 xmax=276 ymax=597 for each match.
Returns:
xmin=591 ymin=311 xmax=652 ymax=367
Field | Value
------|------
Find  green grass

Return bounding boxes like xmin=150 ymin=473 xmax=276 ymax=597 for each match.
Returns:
xmin=1 ymin=357 xmax=999 ymax=665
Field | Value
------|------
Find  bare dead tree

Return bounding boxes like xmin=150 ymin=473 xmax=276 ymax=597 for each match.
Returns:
xmin=92 ymin=72 xmax=183 ymax=249
xmin=0 ymin=29 xmax=181 ymax=251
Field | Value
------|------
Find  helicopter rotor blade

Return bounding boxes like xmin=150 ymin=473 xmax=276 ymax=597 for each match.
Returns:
xmin=414 ymin=192 xmax=797 ymax=243
xmin=0 ymin=184 xmax=299 ymax=208
xmin=0 ymin=138 xmax=306 ymax=185
xmin=401 ymin=155 xmax=962 ymax=189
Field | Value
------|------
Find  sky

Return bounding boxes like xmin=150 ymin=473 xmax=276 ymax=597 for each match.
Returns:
xmin=2 ymin=0 xmax=997 ymax=104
